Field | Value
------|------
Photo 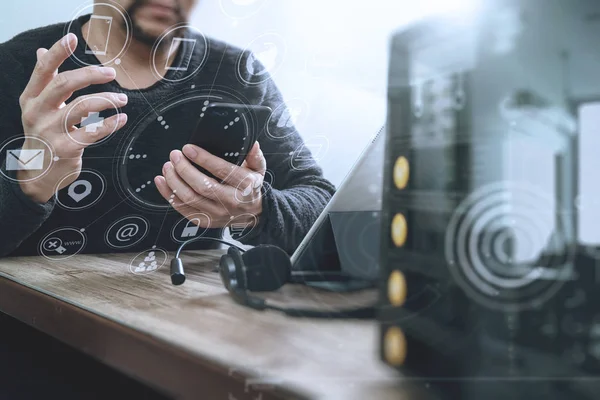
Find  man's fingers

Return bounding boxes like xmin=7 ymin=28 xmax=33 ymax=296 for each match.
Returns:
xmin=65 ymin=113 xmax=127 ymax=149
xmin=64 ymin=92 xmax=128 ymax=127
xmin=38 ymin=65 xmax=117 ymax=109
xmin=170 ymin=150 xmax=237 ymax=202
xmin=162 ymin=161 xmax=215 ymax=209
xmin=22 ymin=33 xmax=77 ymax=100
xmin=154 ymin=175 xmax=198 ymax=217
xmin=181 ymin=144 xmax=258 ymax=188
xmin=244 ymin=141 xmax=267 ymax=174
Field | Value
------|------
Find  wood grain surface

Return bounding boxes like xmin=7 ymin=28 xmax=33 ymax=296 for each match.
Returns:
xmin=0 ymin=251 xmax=435 ymax=400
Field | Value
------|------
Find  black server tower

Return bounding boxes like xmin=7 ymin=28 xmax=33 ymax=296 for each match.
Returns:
xmin=378 ymin=0 xmax=600 ymax=399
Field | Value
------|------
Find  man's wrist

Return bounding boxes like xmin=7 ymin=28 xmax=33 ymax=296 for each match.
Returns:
xmin=18 ymin=181 xmax=52 ymax=204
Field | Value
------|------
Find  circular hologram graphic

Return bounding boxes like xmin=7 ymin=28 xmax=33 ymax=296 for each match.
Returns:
xmin=290 ymin=135 xmax=329 ymax=171
xmin=129 ymin=247 xmax=168 ymax=275
xmin=105 ymin=215 xmax=150 ymax=249
xmin=445 ymin=181 xmax=575 ymax=312
xmin=38 ymin=227 xmax=87 ymax=261
xmin=0 ymin=136 xmax=54 ymax=183
xmin=170 ymin=213 xmax=211 ymax=243
xmin=63 ymin=95 xmax=122 ymax=147
xmin=222 ymin=213 xmax=258 ymax=242
xmin=236 ymin=32 xmax=287 ymax=86
xmin=234 ymin=169 xmax=274 ymax=204
xmin=265 ymin=98 xmax=309 ymax=140
xmin=55 ymin=169 xmax=107 ymax=211
xmin=150 ymin=23 xmax=208 ymax=83
xmin=116 ymin=87 xmax=251 ymax=211
xmin=65 ymin=1 xmax=132 ymax=67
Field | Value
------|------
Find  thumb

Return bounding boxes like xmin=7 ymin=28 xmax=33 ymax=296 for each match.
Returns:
xmin=36 ymin=48 xmax=48 ymax=60
xmin=245 ymin=141 xmax=266 ymax=175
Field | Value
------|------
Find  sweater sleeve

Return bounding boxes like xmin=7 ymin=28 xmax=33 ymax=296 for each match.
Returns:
xmin=0 ymin=48 xmax=56 ymax=257
xmin=237 ymin=51 xmax=336 ymax=254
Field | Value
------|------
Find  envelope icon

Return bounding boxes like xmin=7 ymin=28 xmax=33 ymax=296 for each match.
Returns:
xmin=6 ymin=149 xmax=45 ymax=171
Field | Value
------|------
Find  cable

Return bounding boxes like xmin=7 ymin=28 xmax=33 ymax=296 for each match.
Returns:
xmin=175 ymin=236 xmax=248 ymax=258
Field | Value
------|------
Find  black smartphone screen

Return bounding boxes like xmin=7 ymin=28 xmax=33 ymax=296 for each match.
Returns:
xmin=188 ymin=103 xmax=271 ymax=180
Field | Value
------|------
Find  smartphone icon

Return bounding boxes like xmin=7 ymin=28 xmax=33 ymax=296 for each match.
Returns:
xmin=165 ymin=37 xmax=197 ymax=71
xmin=85 ymin=15 xmax=113 ymax=56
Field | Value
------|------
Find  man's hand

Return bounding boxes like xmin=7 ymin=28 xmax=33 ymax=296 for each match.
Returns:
xmin=154 ymin=141 xmax=267 ymax=230
xmin=17 ymin=33 xmax=128 ymax=203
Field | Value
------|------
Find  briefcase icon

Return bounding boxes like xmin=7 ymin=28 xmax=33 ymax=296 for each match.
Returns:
xmin=181 ymin=218 xmax=201 ymax=238
xmin=6 ymin=149 xmax=45 ymax=171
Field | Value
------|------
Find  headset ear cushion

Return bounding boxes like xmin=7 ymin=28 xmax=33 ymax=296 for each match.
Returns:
xmin=241 ymin=245 xmax=291 ymax=292
xmin=220 ymin=246 xmax=247 ymax=290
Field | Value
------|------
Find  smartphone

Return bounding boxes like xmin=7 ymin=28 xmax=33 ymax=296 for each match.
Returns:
xmin=188 ymin=103 xmax=272 ymax=180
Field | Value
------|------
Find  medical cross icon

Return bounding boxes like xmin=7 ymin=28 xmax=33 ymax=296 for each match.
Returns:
xmin=80 ymin=112 xmax=104 ymax=133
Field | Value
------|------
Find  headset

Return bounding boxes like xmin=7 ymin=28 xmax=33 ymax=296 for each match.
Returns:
xmin=170 ymin=237 xmax=376 ymax=319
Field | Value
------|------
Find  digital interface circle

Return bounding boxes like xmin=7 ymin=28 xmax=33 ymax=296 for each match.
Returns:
xmin=150 ymin=24 xmax=208 ymax=83
xmin=55 ymin=169 xmax=107 ymax=211
xmin=129 ymin=247 xmax=168 ymax=275
xmin=234 ymin=169 xmax=274 ymax=204
xmin=170 ymin=213 xmax=211 ymax=243
xmin=236 ymin=32 xmax=287 ymax=85
xmin=116 ymin=87 xmax=251 ymax=211
xmin=290 ymin=135 xmax=329 ymax=171
xmin=65 ymin=2 xmax=131 ymax=67
xmin=0 ymin=136 xmax=54 ymax=183
xmin=445 ymin=181 xmax=575 ymax=312
xmin=105 ymin=215 xmax=150 ymax=249
xmin=63 ymin=95 xmax=122 ymax=147
xmin=223 ymin=213 xmax=258 ymax=242
xmin=38 ymin=227 xmax=87 ymax=261
xmin=265 ymin=98 xmax=309 ymax=140
xmin=219 ymin=0 xmax=269 ymax=20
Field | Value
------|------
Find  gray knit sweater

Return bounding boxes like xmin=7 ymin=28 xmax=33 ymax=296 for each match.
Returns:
xmin=0 ymin=14 xmax=335 ymax=257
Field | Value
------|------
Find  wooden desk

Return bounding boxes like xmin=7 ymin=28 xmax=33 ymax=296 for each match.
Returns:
xmin=0 ymin=251 xmax=434 ymax=400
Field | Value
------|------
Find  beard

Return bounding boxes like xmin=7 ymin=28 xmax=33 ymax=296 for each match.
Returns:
xmin=124 ymin=0 xmax=185 ymax=47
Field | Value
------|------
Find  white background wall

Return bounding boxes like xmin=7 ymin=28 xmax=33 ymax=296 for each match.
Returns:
xmin=0 ymin=0 xmax=467 ymax=187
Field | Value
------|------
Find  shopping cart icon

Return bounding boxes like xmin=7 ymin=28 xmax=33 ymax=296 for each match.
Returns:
xmin=230 ymin=222 xmax=251 ymax=236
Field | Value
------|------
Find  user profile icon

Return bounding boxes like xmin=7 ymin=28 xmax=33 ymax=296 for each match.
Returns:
xmin=129 ymin=247 xmax=168 ymax=275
